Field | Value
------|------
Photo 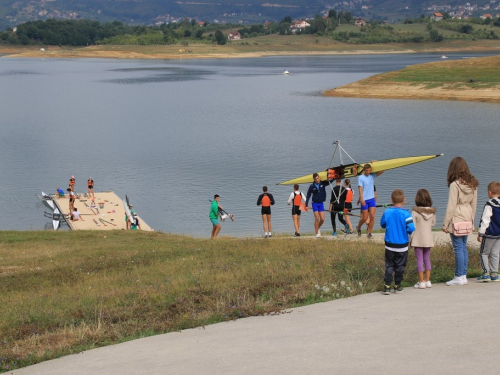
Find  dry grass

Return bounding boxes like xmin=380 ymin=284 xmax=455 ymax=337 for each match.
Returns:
xmin=0 ymin=230 xmax=480 ymax=371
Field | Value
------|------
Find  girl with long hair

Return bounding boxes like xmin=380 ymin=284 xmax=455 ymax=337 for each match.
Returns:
xmin=442 ymin=157 xmax=478 ymax=286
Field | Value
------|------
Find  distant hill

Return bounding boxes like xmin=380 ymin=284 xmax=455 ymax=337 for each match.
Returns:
xmin=0 ymin=0 xmax=497 ymax=30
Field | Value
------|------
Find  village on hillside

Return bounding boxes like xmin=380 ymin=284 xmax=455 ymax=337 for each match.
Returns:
xmin=2 ymin=0 xmax=500 ymax=29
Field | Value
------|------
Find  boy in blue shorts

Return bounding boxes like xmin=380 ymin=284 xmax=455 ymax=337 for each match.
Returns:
xmin=305 ymin=173 xmax=332 ymax=238
xmin=357 ymin=163 xmax=384 ymax=239
xmin=380 ymin=189 xmax=415 ymax=294
xmin=210 ymin=194 xmax=222 ymax=239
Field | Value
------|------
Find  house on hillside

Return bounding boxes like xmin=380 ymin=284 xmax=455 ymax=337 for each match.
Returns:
xmin=290 ymin=20 xmax=310 ymax=33
xmin=431 ymin=12 xmax=443 ymax=21
xmin=354 ymin=17 xmax=366 ymax=26
xmin=481 ymin=13 xmax=493 ymax=19
xmin=228 ymin=32 xmax=241 ymax=41
xmin=292 ymin=20 xmax=310 ymax=29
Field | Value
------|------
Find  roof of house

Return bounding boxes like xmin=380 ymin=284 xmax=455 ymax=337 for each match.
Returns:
xmin=433 ymin=12 xmax=443 ymax=17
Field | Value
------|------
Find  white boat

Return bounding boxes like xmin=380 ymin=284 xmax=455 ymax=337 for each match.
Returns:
xmin=441 ymin=55 xmax=448 ymax=59
xmin=42 ymin=191 xmax=54 ymax=210
xmin=53 ymin=208 xmax=61 ymax=230
xmin=282 ymin=70 xmax=290 ymax=75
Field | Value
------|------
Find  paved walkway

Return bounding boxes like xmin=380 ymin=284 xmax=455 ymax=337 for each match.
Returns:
xmin=12 ymin=279 xmax=499 ymax=375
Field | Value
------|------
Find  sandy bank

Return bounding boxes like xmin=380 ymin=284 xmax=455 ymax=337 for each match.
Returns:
xmin=324 ymin=54 xmax=500 ymax=104
xmin=1 ymin=43 xmax=499 ymax=60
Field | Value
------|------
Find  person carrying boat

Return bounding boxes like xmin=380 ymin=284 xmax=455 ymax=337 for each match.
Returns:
xmin=210 ymin=194 xmax=222 ymax=239
xmin=305 ymin=173 xmax=332 ymax=238
xmin=328 ymin=178 xmax=347 ymax=236
xmin=87 ymin=177 xmax=94 ymax=198
xmin=356 ymin=163 xmax=384 ymax=239
xmin=257 ymin=186 xmax=275 ymax=238
xmin=287 ymin=184 xmax=306 ymax=237
xmin=343 ymin=179 xmax=354 ymax=234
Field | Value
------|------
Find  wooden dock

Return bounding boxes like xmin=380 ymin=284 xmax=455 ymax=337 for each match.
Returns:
xmin=52 ymin=191 xmax=153 ymax=231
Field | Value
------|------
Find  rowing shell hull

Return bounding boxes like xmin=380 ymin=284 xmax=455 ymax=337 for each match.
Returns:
xmin=53 ymin=208 xmax=60 ymax=230
xmin=278 ymin=154 xmax=443 ymax=185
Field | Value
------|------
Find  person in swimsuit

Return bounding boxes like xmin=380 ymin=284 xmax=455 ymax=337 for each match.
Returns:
xmin=87 ymin=177 xmax=94 ymax=198
xmin=67 ymin=187 xmax=75 ymax=213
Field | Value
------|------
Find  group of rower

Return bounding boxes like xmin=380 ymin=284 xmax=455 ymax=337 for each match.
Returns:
xmin=210 ymin=162 xmax=385 ymax=239
xmin=210 ymin=156 xmax=500 ymax=294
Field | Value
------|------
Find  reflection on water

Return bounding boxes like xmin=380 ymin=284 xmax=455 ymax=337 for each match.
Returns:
xmin=102 ymin=66 xmax=216 ymax=84
xmin=0 ymin=52 xmax=498 ymax=237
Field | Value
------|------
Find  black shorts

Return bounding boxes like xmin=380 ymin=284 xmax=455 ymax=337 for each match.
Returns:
xmin=88 ymin=185 xmax=93 ymax=189
xmin=344 ymin=202 xmax=352 ymax=212
xmin=261 ymin=206 xmax=271 ymax=215
xmin=292 ymin=205 xmax=301 ymax=216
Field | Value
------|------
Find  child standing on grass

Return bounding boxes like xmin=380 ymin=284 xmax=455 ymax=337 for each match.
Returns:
xmin=380 ymin=189 xmax=415 ymax=295
xmin=411 ymin=189 xmax=436 ymax=289
xmin=477 ymin=181 xmax=500 ymax=282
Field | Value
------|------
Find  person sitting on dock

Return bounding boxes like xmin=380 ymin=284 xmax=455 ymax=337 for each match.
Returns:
xmin=71 ymin=207 xmax=84 ymax=221
xmin=56 ymin=186 xmax=65 ymax=198
xmin=131 ymin=213 xmax=141 ymax=230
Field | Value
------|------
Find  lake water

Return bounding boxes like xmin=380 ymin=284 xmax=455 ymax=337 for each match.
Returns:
xmin=1 ymin=51 xmax=499 ymax=237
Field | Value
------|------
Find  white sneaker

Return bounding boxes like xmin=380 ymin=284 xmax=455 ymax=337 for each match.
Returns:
xmin=446 ymin=276 xmax=464 ymax=286
xmin=316 ymin=233 xmax=321 ymax=238
xmin=461 ymin=275 xmax=468 ymax=285
xmin=425 ymin=280 xmax=432 ymax=288
xmin=414 ymin=282 xmax=426 ymax=289
xmin=268 ymin=232 xmax=272 ymax=238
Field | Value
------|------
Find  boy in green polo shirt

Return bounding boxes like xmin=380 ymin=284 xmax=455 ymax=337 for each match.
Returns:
xmin=210 ymin=195 xmax=222 ymax=238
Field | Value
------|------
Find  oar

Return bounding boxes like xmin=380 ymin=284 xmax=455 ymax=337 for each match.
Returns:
xmin=99 ymin=218 xmax=108 ymax=227
xmin=350 ymin=202 xmax=408 ymax=211
xmin=99 ymin=218 xmax=117 ymax=227
xmin=92 ymin=219 xmax=100 ymax=227
xmin=83 ymin=201 xmax=97 ymax=215
xmin=331 ymin=210 xmax=361 ymax=218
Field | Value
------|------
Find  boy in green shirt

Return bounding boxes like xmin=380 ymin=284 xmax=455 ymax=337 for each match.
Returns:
xmin=210 ymin=194 xmax=222 ymax=238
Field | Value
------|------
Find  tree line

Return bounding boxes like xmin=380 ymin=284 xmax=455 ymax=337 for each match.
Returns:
xmin=1 ymin=14 xmax=499 ymax=46
xmin=0 ymin=19 xmax=236 ymax=46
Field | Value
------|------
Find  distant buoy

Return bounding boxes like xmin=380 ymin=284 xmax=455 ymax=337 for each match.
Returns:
xmin=441 ymin=55 xmax=448 ymax=59
xmin=282 ymin=70 xmax=290 ymax=75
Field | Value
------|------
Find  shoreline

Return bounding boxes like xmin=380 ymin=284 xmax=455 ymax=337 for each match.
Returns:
xmin=1 ymin=44 xmax=499 ymax=60
xmin=324 ymin=54 xmax=500 ymax=104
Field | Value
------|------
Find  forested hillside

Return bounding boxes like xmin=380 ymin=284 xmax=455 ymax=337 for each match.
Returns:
xmin=0 ymin=0 xmax=498 ymax=31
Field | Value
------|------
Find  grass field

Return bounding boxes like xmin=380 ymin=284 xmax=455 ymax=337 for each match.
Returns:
xmin=354 ymin=54 xmax=500 ymax=89
xmin=0 ymin=230 xmax=481 ymax=372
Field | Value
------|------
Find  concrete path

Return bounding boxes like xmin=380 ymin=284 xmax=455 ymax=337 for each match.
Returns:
xmin=11 ymin=280 xmax=500 ymax=375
